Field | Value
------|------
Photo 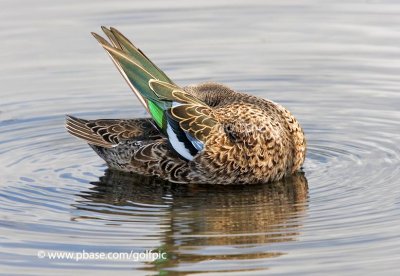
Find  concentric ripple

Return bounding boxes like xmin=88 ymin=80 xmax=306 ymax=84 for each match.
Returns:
xmin=2 ymin=0 xmax=400 ymax=275
xmin=0 ymin=109 xmax=309 ymax=274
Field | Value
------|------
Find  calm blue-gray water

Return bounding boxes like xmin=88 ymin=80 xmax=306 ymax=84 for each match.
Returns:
xmin=1 ymin=0 xmax=400 ymax=275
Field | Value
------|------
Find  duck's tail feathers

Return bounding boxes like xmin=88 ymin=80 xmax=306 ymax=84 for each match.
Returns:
xmin=65 ymin=115 xmax=163 ymax=148
xmin=65 ymin=115 xmax=114 ymax=148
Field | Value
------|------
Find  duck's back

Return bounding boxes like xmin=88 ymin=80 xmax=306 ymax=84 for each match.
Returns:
xmin=184 ymin=83 xmax=306 ymax=184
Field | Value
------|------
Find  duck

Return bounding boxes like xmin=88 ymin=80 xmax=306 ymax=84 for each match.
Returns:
xmin=65 ymin=27 xmax=306 ymax=185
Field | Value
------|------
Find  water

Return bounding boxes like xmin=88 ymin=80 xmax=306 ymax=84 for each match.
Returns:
xmin=1 ymin=0 xmax=400 ymax=275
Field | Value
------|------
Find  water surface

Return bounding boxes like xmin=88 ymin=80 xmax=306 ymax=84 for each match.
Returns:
xmin=1 ymin=0 xmax=400 ymax=275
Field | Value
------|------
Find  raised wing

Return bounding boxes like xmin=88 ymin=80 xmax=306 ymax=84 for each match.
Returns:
xmin=91 ymin=27 xmax=218 ymax=160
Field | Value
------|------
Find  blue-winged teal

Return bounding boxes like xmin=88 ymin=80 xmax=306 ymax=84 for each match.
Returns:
xmin=66 ymin=27 xmax=306 ymax=184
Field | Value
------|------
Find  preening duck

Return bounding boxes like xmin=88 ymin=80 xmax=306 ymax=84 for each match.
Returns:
xmin=66 ymin=27 xmax=306 ymax=184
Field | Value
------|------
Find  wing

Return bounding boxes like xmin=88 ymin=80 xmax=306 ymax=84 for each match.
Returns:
xmin=91 ymin=27 xmax=218 ymax=160
xmin=149 ymin=80 xmax=218 ymax=161
xmin=92 ymin=27 xmax=174 ymax=117
xmin=65 ymin=115 xmax=161 ymax=148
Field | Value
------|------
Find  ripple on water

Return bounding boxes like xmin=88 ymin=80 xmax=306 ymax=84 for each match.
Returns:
xmin=1 ymin=68 xmax=400 ymax=275
xmin=0 ymin=107 xmax=311 ymax=273
xmin=2 ymin=0 xmax=400 ymax=275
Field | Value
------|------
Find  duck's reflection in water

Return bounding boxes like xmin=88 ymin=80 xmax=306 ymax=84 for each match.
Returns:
xmin=75 ymin=170 xmax=308 ymax=273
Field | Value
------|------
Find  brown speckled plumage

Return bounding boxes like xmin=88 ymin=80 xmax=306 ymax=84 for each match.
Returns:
xmin=65 ymin=27 xmax=306 ymax=184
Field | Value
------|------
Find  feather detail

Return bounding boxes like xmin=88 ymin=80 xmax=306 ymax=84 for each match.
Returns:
xmin=65 ymin=115 xmax=160 ymax=147
xmin=66 ymin=115 xmax=114 ymax=148
xmin=90 ymin=27 xmax=219 ymax=161
xmin=107 ymin=27 xmax=174 ymax=84
xmin=147 ymin=99 xmax=165 ymax=129
xmin=166 ymin=119 xmax=197 ymax=161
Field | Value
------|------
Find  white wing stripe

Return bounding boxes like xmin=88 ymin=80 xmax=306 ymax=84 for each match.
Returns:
xmin=166 ymin=123 xmax=194 ymax=161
